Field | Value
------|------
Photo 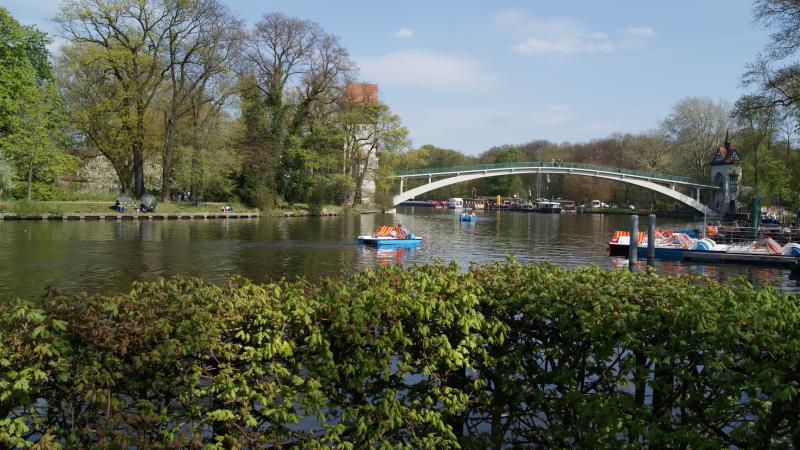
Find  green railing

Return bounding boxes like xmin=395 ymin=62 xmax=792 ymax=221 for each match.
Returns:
xmin=394 ymin=161 xmax=713 ymax=186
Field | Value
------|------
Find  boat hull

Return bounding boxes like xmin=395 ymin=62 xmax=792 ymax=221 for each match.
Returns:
xmin=608 ymin=243 xmax=686 ymax=260
xmin=609 ymin=243 xmax=799 ymax=268
xmin=358 ymin=236 xmax=422 ymax=247
xmin=536 ymin=207 xmax=562 ymax=214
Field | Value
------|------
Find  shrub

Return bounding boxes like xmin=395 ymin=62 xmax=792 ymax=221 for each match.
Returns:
xmin=2 ymin=262 xmax=800 ymax=448
xmin=373 ymin=191 xmax=395 ymax=210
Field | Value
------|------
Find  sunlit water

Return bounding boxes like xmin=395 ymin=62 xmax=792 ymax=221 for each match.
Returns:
xmin=1 ymin=206 xmax=797 ymax=300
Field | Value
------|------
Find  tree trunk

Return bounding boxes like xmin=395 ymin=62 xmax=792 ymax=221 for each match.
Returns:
xmin=161 ymin=112 xmax=176 ymax=202
xmin=133 ymin=97 xmax=146 ymax=198
xmin=189 ymin=106 xmax=201 ymax=202
xmin=27 ymin=160 xmax=33 ymax=201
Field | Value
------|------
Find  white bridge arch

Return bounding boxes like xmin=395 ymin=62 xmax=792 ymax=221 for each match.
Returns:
xmin=392 ymin=162 xmax=719 ymax=215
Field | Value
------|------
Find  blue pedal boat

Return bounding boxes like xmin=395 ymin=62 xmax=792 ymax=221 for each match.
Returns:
xmin=358 ymin=235 xmax=423 ymax=247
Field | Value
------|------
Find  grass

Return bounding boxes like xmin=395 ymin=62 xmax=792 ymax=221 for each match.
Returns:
xmin=0 ymin=200 xmax=258 ymax=216
xmin=265 ymin=203 xmax=382 ymax=216
xmin=0 ymin=200 xmax=381 ymax=216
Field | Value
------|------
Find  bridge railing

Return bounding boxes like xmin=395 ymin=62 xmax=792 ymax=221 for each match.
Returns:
xmin=394 ymin=161 xmax=713 ymax=186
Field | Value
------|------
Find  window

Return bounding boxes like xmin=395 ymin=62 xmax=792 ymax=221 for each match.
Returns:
xmin=729 ymin=173 xmax=738 ymax=192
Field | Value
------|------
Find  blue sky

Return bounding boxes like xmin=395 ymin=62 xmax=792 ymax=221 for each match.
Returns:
xmin=6 ymin=0 xmax=771 ymax=155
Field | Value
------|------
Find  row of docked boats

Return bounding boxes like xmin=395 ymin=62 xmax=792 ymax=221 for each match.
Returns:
xmin=608 ymin=229 xmax=800 ymax=266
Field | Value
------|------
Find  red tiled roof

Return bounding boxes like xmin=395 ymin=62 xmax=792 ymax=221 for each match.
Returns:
xmin=711 ymin=144 xmax=741 ymax=165
xmin=344 ymin=83 xmax=378 ymax=105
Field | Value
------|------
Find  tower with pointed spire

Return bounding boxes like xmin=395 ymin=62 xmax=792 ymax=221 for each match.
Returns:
xmin=709 ymin=131 xmax=741 ymax=216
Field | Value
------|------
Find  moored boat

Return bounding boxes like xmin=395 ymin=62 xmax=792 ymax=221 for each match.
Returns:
xmin=608 ymin=229 xmax=800 ymax=266
xmin=447 ymin=198 xmax=464 ymax=209
xmin=535 ymin=200 xmax=562 ymax=214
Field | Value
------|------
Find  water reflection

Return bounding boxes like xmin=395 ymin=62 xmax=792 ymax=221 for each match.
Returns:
xmin=0 ymin=207 xmax=797 ymax=299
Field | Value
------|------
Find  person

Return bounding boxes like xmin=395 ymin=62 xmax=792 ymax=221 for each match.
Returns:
xmin=399 ymin=223 xmax=412 ymax=239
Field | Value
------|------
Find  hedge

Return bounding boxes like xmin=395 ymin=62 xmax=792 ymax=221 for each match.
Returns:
xmin=1 ymin=261 xmax=799 ymax=448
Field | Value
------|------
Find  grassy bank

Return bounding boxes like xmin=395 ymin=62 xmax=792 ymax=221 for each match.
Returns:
xmin=0 ymin=200 xmax=258 ymax=215
xmin=0 ymin=200 xmax=381 ymax=217
xmin=265 ymin=203 xmax=382 ymax=217
xmin=2 ymin=261 xmax=799 ymax=448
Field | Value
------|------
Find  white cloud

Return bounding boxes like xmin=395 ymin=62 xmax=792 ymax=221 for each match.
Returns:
xmin=392 ymin=28 xmax=414 ymax=39
xmin=625 ymin=26 xmax=656 ymax=37
xmin=514 ymin=37 xmax=613 ymax=55
xmin=357 ymin=49 xmax=494 ymax=90
xmin=494 ymin=9 xmax=654 ymax=56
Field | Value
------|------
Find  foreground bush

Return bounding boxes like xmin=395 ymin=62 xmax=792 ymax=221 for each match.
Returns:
xmin=1 ymin=261 xmax=799 ymax=448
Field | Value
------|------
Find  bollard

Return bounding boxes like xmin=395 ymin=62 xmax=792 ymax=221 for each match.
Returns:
xmin=628 ymin=214 xmax=639 ymax=270
xmin=751 ymin=196 xmax=760 ymax=241
xmin=647 ymin=214 xmax=656 ymax=264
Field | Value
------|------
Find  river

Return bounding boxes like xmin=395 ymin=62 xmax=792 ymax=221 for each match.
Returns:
xmin=1 ymin=206 xmax=797 ymax=299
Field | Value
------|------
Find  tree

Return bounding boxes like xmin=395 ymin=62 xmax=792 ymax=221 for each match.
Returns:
xmin=159 ymin=0 xmax=242 ymax=201
xmin=340 ymin=100 xmax=409 ymax=205
xmin=240 ymin=12 xmax=355 ymax=199
xmin=56 ymin=43 xmax=136 ymax=193
xmin=743 ymin=0 xmax=800 ymax=111
xmin=55 ymin=0 xmax=172 ymax=198
xmin=0 ymin=152 xmax=13 ymax=198
xmin=661 ymin=97 xmax=731 ymax=181
xmin=732 ymin=95 xmax=777 ymax=195
xmin=1 ymin=83 xmax=77 ymax=200
xmin=0 ymin=7 xmax=51 ymax=136
xmin=483 ymin=147 xmax=524 ymax=197
xmin=617 ymin=131 xmax=673 ymax=208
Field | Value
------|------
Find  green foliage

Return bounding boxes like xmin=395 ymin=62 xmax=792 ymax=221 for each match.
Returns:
xmin=0 ymin=7 xmax=52 ymax=135
xmin=0 ymin=153 xmax=13 ymax=197
xmin=2 ymin=262 xmax=800 ymax=447
xmin=10 ymin=182 xmax=67 ymax=201
xmin=246 ymin=183 xmax=281 ymax=210
xmin=1 ymin=82 xmax=78 ymax=200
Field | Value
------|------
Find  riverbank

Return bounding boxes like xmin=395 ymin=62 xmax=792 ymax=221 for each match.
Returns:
xmin=266 ymin=203 xmax=382 ymax=217
xmin=0 ymin=200 xmax=381 ymax=219
xmin=0 ymin=200 xmax=258 ymax=215
xmin=2 ymin=261 xmax=798 ymax=448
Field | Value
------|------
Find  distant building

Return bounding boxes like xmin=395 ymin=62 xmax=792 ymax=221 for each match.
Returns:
xmin=343 ymin=83 xmax=378 ymax=105
xmin=709 ymin=132 xmax=741 ymax=216
xmin=343 ymin=82 xmax=379 ymax=205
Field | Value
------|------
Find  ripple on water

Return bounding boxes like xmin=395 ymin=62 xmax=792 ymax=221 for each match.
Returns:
xmin=0 ymin=207 xmax=796 ymax=299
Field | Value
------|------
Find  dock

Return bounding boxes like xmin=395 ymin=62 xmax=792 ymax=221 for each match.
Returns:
xmin=682 ymin=251 xmax=799 ymax=268
xmin=0 ymin=212 xmax=260 ymax=221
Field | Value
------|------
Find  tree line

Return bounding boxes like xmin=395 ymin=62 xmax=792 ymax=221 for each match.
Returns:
xmin=1 ymin=0 xmax=799 ymax=210
xmin=393 ymin=94 xmax=799 ymax=211
xmin=393 ymin=0 xmax=800 ymax=211
xmin=0 ymin=1 xmax=408 ymax=207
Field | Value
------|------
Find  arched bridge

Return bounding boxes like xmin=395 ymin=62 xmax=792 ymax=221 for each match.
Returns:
xmin=392 ymin=161 xmax=719 ymax=214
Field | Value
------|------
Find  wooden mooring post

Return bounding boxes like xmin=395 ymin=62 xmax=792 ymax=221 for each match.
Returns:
xmin=647 ymin=214 xmax=656 ymax=266
xmin=628 ymin=214 xmax=638 ymax=270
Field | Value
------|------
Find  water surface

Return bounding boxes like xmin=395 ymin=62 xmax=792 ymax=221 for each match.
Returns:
xmin=1 ymin=207 xmax=796 ymax=299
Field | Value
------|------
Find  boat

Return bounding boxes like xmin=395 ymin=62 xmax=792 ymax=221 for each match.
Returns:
xmin=447 ymin=197 xmax=464 ymax=209
xmin=535 ymin=200 xmax=562 ymax=214
xmin=358 ymin=225 xmax=422 ymax=247
xmin=608 ymin=229 xmax=800 ymax=266
xmin=460 ymin=211 xmax=476 ymax=222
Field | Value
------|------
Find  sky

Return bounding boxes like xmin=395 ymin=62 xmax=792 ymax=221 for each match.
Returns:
xmin=5 ymin=0 xmax=773 ymax=155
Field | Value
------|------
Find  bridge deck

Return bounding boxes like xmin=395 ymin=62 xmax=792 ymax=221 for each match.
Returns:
xmin=394 ymin=161 xmax=715 ymax=189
